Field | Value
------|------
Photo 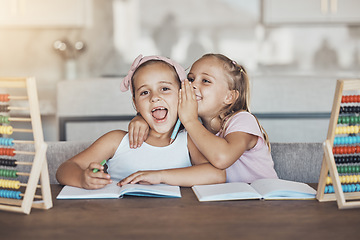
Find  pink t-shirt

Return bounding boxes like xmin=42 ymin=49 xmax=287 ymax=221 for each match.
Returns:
xmin=216 ymin=112 xmax=278 ymax=183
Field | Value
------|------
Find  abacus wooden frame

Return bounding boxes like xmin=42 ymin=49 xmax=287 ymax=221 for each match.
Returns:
xmin=0 ymin=77 xmax=52 ymax=214
xmin=317 ymin=79 xmax=360 ymax=209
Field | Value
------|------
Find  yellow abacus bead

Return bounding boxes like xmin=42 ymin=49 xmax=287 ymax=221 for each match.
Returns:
xmin=341 ymin=127 xmax=347 ymax=134
xmin=355 ymin=126 xmax=360 ymax=134
xmin=335 ymin=128 xmax=339 ymax=135
xmin=346 ymin=126 xmax=351 ymax=134
xmin=338 ymin=127 xmax=344 ymax=135
xmin=0 ymin=126 xmax=12 ymax=135
xmin=326 ymin=176 xmax=332 ymax=185
xmin=349 ymin=175 xmax=355 ymax=183
xmin=0 ymin=179 xmax=20 ymax=189
xmin=345 ymin=175 xmax=351 ymax=184
xmin=339 ymin=176 xmax=345 ymax=184
xmin=350 ymin=126 xmax=355 ymax=134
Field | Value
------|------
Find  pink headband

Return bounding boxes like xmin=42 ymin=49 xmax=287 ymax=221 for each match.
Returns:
xmin=120 ymin=54 xmax=187 ymax=93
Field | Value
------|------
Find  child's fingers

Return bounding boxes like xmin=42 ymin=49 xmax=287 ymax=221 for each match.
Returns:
xmin=128 ymin=125 xmax=136 ymax=148
xmin=183 ymin=80 xmax=195 ymax=101
xmin=89 ymin=162 xmax=104 ymax=172
xmin=118 ymin=173 xmax=138 ymax=186
xmin=189 ymin=81 xmax=196 ymax=101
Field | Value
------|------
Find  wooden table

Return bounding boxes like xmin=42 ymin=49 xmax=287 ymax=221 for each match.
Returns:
xmin=1 ymin=184 xmax=360 ymax=240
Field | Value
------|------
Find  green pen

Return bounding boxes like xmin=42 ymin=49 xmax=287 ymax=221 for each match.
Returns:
xmin=93 ymin=159 xmax=107 ymax=173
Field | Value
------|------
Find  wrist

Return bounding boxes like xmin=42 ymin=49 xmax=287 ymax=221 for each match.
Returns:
xmin=159 ymin=170 xmax=167 ymax=184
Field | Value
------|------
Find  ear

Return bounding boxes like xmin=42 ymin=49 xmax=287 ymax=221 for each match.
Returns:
xmin=132 ymin=97 xmax=139 ymax=113
xmin=224 ymin=90 xmax=239 ymax=105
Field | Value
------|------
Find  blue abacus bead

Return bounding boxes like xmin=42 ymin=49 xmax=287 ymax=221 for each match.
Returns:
xmin=324 ymin=186 xmax=329 ymax=193
xmin=356 ymin=184 xmax=360 ymax=192
xmin=14 ymin=191 xmax=21 ymax=199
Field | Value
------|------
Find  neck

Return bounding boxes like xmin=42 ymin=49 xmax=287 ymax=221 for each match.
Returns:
xmin=201 ymin=116 xmax=222 ymax=134
xmin=145 ymin=129 xmax=173 ymax=147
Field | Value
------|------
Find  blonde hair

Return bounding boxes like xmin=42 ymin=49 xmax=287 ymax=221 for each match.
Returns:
xmin=200 ymin=53 xmax=271 ymax=150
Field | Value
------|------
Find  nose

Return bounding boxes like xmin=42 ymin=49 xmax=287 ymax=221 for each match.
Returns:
xmin=150 ymin=94 xmax=161 ymax=102
xmin=191 ymin=81 xmax=197 ymax=90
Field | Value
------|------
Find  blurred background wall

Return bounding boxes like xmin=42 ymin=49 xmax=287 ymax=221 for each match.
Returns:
xmin=1 ymin=0 xmax=359 ymax=142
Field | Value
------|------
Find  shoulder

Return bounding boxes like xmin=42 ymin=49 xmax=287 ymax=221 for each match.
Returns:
xmin=223 ymin=112 xmax=262 ymax=137
xmin=92 ymin=130 xmax=128 ymax=151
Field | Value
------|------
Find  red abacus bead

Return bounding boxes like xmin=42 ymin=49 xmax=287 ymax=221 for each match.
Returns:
xmin=339 ymin=147 xmax=344 ymax=154
xmin=356 ymin=146 xmax=360 ymax=153
xmin=349 ymin=95 xmax=354 ymax=103
xmin=351 ymin=146 xmax=356 ymax=154
xmin=357 ymin=95 xmax=360 ymax=103
xmin=0 ymin=94 xmax=9 ymax=102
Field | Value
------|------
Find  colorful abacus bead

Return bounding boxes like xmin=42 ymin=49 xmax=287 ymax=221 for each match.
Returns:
xmin=0 ymin=105 xmax=10 ymax=112
xmin=0 ymin=179 xmax=20 ymax=189
xmin=0 ymin=159 xmax=17 ymax=167
xmin=0 ymin=94 xmax=10 ymax=102
xmin=0 ymin=126 xmax=13 ymax=135
xmin=0 ymin=115 xmax=9 ymax=123
xmin=0 ymin=148 xmax=15 ymax=156
xmin=325 ymin=185 xmax=334 ymax=193
xmin=0 ymin=169 xmax=17 ymax=178
xmin=342 ymin=95 xmax=360 ymax=103
xmin=0 ymin=189 xmax=21 ymax=199
xmin=0 ymin=138 xmax=14 ymax=146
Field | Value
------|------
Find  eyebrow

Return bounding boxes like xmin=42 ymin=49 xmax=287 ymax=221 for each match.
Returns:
xmin=188 ymin=72 xmax=214 ymax=79
xmin=136 ymin=81 xmax=175 ymax=92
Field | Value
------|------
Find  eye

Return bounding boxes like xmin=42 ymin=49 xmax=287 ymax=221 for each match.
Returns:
xmin=140 ymin=90 xmax=149 ymax=96
xmin=202 ymin=79 xmax=211 ymax=83
xmin=188 ymin=77 xmax=194 ymax=82
xmin=162 ymin=87 xmax=170 ymax=91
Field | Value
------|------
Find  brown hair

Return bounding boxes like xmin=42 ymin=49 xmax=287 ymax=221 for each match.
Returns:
xmin=131 ymin=60 xmax=181 ymax=97
xmin=200 ymin=53 xmax=271 ymax=150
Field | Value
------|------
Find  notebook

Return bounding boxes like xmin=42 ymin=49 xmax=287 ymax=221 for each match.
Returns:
xmin=192 ymin=178 xmax=316 ymax=202
xmin=57 ymin=182 xmax=181 ymax=199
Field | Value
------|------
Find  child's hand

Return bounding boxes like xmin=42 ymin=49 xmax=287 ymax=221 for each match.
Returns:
xmin=80 ymin=162 xmax=112 ymax=189
xmin=128 ymin=115 xmax=149 ymax=148
xmin=178 ymin=79 xmax=198 ymax=126
xmin=117 ymin=170 xmax=162 ymax=186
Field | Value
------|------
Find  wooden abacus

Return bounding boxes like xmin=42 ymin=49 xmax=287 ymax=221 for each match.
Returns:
xmin=317 ymin=79 xmax=360 ymax=209
xmin=0 ymin=77 xmax=52 ymax=214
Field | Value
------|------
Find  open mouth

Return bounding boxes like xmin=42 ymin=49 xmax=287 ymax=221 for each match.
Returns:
xmin=196 ymin=95 xmax=202 ymax=101
xmin=151 ymin=107 xmax=168 ymax=121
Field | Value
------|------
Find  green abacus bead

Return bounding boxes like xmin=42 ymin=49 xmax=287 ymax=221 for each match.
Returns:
xmin=350 ymin=116 xmax=354 ymax=124
xmin=338 ymin=117 xmax=342 ymax=124
xmin=337 ymin=166 xmax=342 ymax=173
xmin=356 ymin=166 xmax=360 ymax=173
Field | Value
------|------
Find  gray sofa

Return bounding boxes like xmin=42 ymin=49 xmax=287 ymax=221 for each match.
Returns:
xmin=13 ymin=141 xmax=324 ymax=184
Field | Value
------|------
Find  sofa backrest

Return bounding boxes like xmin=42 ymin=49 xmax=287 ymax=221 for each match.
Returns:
xmin=12 ymin=141 xmax=324 ymax=184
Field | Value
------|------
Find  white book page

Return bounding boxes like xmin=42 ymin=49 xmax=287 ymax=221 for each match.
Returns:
xmin=57 ymin=182 xmax=122 ymax=199
xmin=120 ymin=184 xmax=181 ymax=198
xmin=192 ymin=182 xmax=262 ymax=201
xmin=250 ymin=179 xmax=316 ymax=199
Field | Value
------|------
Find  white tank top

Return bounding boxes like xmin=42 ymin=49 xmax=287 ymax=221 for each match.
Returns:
xmin=107 ymin=130 xmax=191 ymax=181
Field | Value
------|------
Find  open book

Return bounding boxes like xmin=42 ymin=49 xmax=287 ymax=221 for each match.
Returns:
xmin=192 ymin=178 xmax=316 ymax=202
xmin=57 ymin=182 xmax=181 ymax=199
